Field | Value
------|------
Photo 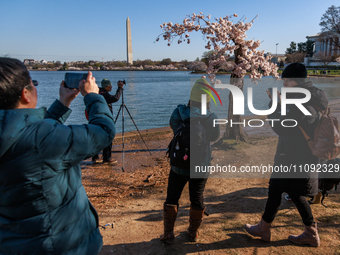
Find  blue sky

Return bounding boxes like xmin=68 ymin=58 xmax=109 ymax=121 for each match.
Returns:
xmin=1 ymin=0 xmax=339 ymax=62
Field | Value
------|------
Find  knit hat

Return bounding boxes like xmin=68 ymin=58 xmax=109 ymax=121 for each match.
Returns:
xmin=101 ymin=78 xmax=111 ymax=88
xmin=190 ymin=78 xmax=212 ymax=103
xmin=282 ymin=62 xmax=307 ymax=79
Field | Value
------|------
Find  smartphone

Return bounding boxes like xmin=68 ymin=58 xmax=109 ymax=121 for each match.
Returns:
xmin=64 ymin=73 xmax=88 ymax=89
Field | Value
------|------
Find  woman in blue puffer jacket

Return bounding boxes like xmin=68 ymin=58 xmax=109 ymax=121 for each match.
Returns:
xmin=0 ymin=58 xmax=115 ymax=255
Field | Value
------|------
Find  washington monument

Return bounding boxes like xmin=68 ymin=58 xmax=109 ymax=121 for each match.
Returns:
xmin=126 ymin=17 xmax=133 ymax=65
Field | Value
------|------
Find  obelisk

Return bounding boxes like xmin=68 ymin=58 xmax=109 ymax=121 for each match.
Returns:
xmin=126 ymin=17 xmax=133 ymax=66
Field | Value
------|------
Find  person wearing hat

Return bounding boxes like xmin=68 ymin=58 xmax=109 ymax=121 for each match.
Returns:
xmin=92 ymin=78 xmax=124 ymax=164
xmin=160 ymin=77 xmax=220 ymax=242
xmin=244 ymin=63 xmax=328 ymax=247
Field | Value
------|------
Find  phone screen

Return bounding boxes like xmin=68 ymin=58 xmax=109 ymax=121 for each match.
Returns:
xmin=64 ymin=73 xmax=88 ymax=89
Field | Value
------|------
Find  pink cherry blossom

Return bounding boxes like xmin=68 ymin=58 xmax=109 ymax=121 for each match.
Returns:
xmin=156 ymin=12 xmax=279 ymax=83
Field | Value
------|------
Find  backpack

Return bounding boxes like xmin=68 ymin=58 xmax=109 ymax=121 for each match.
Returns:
xmin=309 ymin=178 xmax=340 ymax=207
xmin=299 ymin=107 xmax=340 ymax=160
xmin=167 ymin=120 xmax=208 ymax=170
xmin=309 ymin=158 xmax=340 ymax=207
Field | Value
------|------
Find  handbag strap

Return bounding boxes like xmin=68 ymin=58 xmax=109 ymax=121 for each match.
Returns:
xmin=298 ymin=125 xmax=312 ymax=143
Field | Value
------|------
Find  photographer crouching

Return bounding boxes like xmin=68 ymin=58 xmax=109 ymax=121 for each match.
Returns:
xmin=92 ymin=78 xmax=124 ymax=164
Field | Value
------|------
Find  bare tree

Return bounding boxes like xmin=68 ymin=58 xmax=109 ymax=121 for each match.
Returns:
xmin=319 ymin=5 xmax=340 ymax=52
xmin=285 ymin=52 xmax=306 ymax=63
xmin=314 ymin=51 xmax=333 ymax=71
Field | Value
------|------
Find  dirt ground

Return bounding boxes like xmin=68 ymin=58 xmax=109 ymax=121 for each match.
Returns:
xmin=81 ymin=107 xmax=340 ymax=255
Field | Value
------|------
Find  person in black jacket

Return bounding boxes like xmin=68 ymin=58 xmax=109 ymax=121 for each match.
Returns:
xmin=244 ymin=63 xmax=328 ymax=247
xmin=160 ymin=78 xmax=220 ymax=242
xmin=92 ymin=79 xmax=124 ymax=163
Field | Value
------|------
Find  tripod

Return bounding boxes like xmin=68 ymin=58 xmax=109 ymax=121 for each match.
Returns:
xmin=114 ymin=84 xmax=152 ymax=172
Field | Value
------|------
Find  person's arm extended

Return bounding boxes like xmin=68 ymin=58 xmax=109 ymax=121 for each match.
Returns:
xmin=45 ymin=81 xmax=80 ymax=123
xmin=268 ymin=102 xmax=317 ymax=136
xmin=37 ymin=72 xmax=115 ymax=166
xmin=104 ymin=82 xmax=124 ymax=104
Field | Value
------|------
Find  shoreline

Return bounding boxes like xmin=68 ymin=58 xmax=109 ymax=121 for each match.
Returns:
xmin=28 ymin=69 xmax=340 ymax=78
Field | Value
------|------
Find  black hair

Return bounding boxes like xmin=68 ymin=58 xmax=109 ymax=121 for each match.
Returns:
xmin=0 ymin=57 xmax=31 ymax=109
xmin=282 ymin=62 xmax=307 ymax=83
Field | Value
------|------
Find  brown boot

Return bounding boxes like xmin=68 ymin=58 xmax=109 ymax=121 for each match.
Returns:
xmin=160 ymin=204 xmax=178 ymax=241
xmin=244 ymin=218 xmax=271 ymax=242
xmin=288 ymin=222 xmax=320 ymax=247
xmin=187 ymin=207 xmax=205 ymax=242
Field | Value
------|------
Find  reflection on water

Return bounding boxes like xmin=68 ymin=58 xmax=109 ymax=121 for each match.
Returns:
xmin=30 ymin=71 xmax=340 ymax=133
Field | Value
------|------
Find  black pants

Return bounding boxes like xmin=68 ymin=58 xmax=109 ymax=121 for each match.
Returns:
xmin=92 ymin=142 xmax=112 ymax=161
xmin=262 ymin=182 xmax=314 ymax=226
xmin=165 ymin=169 xmax=207 ymax=210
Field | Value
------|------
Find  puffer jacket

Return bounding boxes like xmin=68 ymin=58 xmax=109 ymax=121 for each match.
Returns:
xmin=169 ymin=104 xmax=220 ymax=176
xmin=268 ymin=81 xmax=328 ymax=196
xmin=0 ymin=93 xmax=115 ymax=255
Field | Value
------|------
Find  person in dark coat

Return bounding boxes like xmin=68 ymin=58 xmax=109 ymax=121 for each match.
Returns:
xmin=160 ymin=78 xmax=220 ymax=242
xmin=0 ymin=58 xmax=115 ymax=255
xmin=92 ymin=78 xmax=124 ymax=163
xmin=245 ymin=63 xmax=328 ymax=247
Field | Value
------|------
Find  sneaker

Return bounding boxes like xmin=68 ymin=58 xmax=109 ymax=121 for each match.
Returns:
xmin=103 ymin=159 xmax=118 ymax=165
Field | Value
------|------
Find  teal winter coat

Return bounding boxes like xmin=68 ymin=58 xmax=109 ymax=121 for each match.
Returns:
xmin=169 ymin=104 xmax=220 ymax=176
xmin=0 ymin=93 xmax=115 ymax=255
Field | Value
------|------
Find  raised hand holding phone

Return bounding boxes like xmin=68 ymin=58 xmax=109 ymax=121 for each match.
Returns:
xmin=79 ymin=71 xmax=99 ymax=96
xmin=266 ymin=88 xmax=281 ymax=103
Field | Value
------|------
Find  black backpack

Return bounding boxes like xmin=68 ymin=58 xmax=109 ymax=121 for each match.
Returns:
xmin=309 ymin=158 xmax=340 ymax=207
xmin=310 ymin=178 xmax=340 ymax=207
xmin=167 ymin=120 xmax=208 ymax=170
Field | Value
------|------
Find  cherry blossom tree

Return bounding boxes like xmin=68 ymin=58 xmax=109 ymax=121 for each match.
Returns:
xmin=156 ymin=12 xmax=279 ymax=142
xmin=187 ymin=61 xmax=207 ymax=72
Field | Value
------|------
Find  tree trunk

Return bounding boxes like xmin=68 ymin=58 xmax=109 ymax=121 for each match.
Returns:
xmin=222 ymin=45 xmax=247 ymax=143
xmin=223 ymin=74 xmax=247 ymax=142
